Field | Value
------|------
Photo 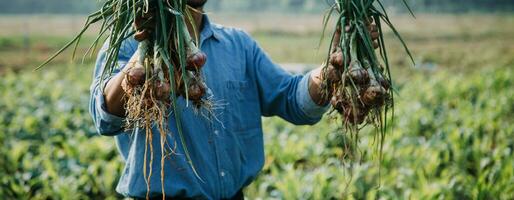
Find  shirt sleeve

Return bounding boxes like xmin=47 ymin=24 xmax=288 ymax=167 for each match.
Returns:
xmin=296 ymin=70 xmax=331 ymax=119
xmin=89 ymin=39 xmax=137 ymax=136
xmin=244 ymin=32 xmax=329 ymax=125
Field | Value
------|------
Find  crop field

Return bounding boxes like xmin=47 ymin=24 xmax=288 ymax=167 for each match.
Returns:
xmin=0 ymin=14 xmax=513 ymax=199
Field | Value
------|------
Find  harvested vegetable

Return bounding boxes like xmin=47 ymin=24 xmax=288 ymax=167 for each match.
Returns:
xmin=36 ymin=0 xmax=210 ymax=199
xmin=321 ymin=0 xmax=414 ymax=161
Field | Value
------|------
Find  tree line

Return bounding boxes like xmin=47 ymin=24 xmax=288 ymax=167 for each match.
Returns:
xmin=0 ymin=0 xmax=512 ymax=14
xmin=0 ymin=0 xmax=98 ymax=14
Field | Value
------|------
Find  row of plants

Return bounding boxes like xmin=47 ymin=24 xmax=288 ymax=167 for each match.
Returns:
xmin=1 ymin=64 xmax=511 ymax=199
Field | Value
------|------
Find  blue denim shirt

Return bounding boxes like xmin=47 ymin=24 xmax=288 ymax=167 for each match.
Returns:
xmin=89 ymin=15 xmax=328 ymax=199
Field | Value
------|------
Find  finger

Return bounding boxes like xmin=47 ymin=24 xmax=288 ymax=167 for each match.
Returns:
xmin=134 ymin=15 xmax=155 ymax=31
xmin=134 ymin=29 xmax=151 ymax=41
xmin=134 ymin=16 xmax=149 ymax=30
xmin=134 ymin=16 xmax=144 ymax=30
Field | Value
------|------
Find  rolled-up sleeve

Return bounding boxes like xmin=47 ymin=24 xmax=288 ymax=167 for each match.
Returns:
xmin=296 ymin=71 xmax=330 ymax=119
xmin=89 ymin=39 xmax=137 ymax=136
xmin=244 ymin=32 xmax=328 ymax=125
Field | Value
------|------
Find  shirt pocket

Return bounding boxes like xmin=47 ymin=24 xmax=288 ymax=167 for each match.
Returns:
xmin=224 ymin=80 xmax=261 ymax=133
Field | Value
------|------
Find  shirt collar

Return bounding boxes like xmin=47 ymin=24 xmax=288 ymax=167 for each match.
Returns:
xmin=200 ymin=14 xmax=221 ymax=43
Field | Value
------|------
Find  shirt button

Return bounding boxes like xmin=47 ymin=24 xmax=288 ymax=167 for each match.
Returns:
xmin=220 ymin=171 xmax=225 ymax=177
xmin=214 ymin=130 xmax=219 ymax=135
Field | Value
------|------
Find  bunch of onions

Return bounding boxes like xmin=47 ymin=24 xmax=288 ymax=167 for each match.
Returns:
xmin=321 ymin=0 xmax=414 ymax=159
xmin=37 ymin=0 xmax=209 ymax=199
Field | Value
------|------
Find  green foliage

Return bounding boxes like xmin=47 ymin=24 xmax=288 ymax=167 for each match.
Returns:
xmin=0 ymin=14 xmax=513 ymax=200
xmin=246 ymin=66 xmax=514 ymax=199
xmin=1 ymin=55 xmax=512 ymax=200
xmin=381 ymin=0 xmax=514 ymax=13
xmin=0 ymin=66 xmax=123 ymax=199
xmin=0 ymin=0 xmax=98 ymax=14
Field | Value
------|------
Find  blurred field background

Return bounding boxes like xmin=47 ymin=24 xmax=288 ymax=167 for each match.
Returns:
xmin=0 ymin=0 xmax=513 ymax=199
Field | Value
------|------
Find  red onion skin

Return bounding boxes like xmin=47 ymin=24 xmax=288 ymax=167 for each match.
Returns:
xmin=344 ymin=106 xmax=368 ymax=125
xmin=376 ymin=75 xmax=391 ymax=91
xmin=155 ymin=81 xmax=171 ymax=100
xmin=331 ymin=90 xmax=369 ymax=125
xmin=326 ymin=65 xmax=342 ymax=83
xmin=186 ymin=52 xmax=207 ymax=71
xmin=127 ymin=67 xmax=146 ymax=86
xmin=361 ymin=83 xmax=386 ymax=107
xmin=332 ymin=98 xmax=368 ymax=125
xmin=187 ymin=82 xmax=206 ymax=101
xmin=345 ymin=61 xmax=369 ymax=86
xmin=330 ymin=51 xmax=344 ymax=70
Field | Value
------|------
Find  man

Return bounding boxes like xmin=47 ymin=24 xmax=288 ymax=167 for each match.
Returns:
xmin=90 ymin=0 xmax=379 ymax=199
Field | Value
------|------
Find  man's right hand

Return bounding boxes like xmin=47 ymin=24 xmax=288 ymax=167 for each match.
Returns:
xmin=103 ymin=9 xmax=167 ymax=117
xmin=103 ymin=53 xmax=171 ymax=117
xmin=133 ymin=10 xmax=155 ymax=42
xmin=103 ymin=55 xmax=144 ymax=117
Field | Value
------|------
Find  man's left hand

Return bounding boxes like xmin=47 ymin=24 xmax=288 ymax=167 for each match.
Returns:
xmin=308 ymin=20 xmax=380 ymax=106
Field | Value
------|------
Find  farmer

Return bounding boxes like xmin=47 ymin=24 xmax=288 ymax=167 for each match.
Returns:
xmin=90 ymin=0 xmax=379 ymax=199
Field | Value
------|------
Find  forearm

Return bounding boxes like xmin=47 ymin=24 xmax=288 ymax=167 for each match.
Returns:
xmin=103 ymin=71 xmax=127 ymax=117
xmin=103 ymin=58 xmax=139 ymax=117
xmin=308 ymin=66 xmax=330 ymax=106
